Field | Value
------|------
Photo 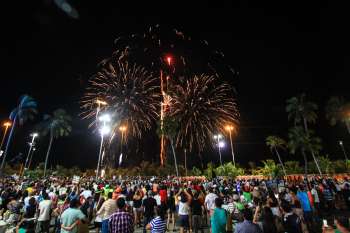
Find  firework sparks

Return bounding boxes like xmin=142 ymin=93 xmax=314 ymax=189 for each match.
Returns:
xmin=81 ymin=60 xmax=159 ymax=139
xmin=169 ymin=74 xmax=239 ymax=152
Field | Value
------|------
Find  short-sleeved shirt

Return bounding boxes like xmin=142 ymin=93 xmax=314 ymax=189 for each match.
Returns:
xmin=150 ymin=216 xmax=166 ymax=233
xmin=38 ymin=200 xmax=52 ymax=221
xmin=297 ymin=191 xmax=311 ymax=212
xmin=108 ymin=210 xmax=134 ymax=233
xmin=60 ymin=208 xmax=86 ymax=233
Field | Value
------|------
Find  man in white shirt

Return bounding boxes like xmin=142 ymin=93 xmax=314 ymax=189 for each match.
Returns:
xmin=37 ymin=191 xmax=52 ymax=233
xmin=204 ymin=187 xmax=218 ymax=222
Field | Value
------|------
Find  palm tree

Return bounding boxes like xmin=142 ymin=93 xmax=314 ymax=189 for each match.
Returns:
xmin=0 ymin=95 xmax=37 ymax=172
xmin=39 ymin=109 xmax=72 ymax=177
xmin=288 ymin=126 xmax=322 ymax=176
xmin=286 ymin=94 xmax=322 ymax=176
xmin=325 ymin=96 xmax=350 ymax=134
xmin=266 ymin=136 xmax=287 ymax=176
xmin=286 ymin=93 xmax=318 ymax=132
xmin=157 ymin=117 xmax=179 ymax=176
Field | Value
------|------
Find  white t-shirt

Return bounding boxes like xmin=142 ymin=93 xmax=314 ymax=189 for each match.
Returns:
xmin=38 ymin=200 xmax=52 ymax=221
xmin=311 ymin=188 xmax=320 ymax=203
xmin=178 ymin=201 xmax=190 ymax=215
xmin=204 ymin=193 xmax=218 ymax=210
xmin=154 ymin=194 xmax=161 ymax=206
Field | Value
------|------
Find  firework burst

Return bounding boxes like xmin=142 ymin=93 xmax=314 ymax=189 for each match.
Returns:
xmin=169 ymin=74 xmax=239 ymax=152
xmin=81 ymin=60 xmax=159 ymax=139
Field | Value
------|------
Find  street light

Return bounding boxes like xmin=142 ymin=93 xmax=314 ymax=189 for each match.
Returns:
xmin=24 ymin=133 xmax=38 ymax=173
xmin=0 ymin=121 xmax=11 ymax=154
xmin=225 ymin=125 xmax=236 ymax=166
xmin=214 ymin=134 xmax=224 ymax=166
xmin=339 ymin=140 xmax=348 ymax=161
xmin=96 ymin=114 xmax=111 ymax=179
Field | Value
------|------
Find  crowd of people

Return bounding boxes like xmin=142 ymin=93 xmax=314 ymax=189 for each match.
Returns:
xmin=0 ymin=175 xmax=349 ymax=233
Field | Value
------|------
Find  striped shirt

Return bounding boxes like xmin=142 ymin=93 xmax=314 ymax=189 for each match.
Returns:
xmin=150 ymin=216 xmax=166 ymax=233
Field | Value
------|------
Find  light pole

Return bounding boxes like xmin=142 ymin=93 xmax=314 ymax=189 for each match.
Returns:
xmin=96 ymin=114 xmax=111 ymax=180
xmin=214 ymin=134 xmax=224 ymax=166
xmin=24 ymin=133 xmax=38 ymax=171
xmin=0 ymin=122 xmax=11 ymax=154
xmin=339 ymin=141 xmax=348 ymax=161
xmin=119 ymin=126 xmax=126 ymax=166
xmin=225 ymin=125 xmax=236 ymax=166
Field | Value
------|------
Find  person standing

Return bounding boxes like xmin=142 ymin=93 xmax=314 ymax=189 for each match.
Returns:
xmin=146 ymin=206 xmax=167 ymax=233
xmin=143 ymin=191 xmax=157 ymax=233
xmin=60 ymin=198 xmax=86 ymax=233
xmin=191 ymin=192 xmax=204 ymax=233
xmin=176 ymin=188 xmax=192 ymax=233
xmin=96 ymin=192 xmax=117 ymax=233
xmin=211 ymin=198 xmax=227 ymax=233
xmin=234 ymin=208 xmax=262 ymax=233
xmin=36 ymin=191 xmax=52 ymax=233
xmin=297 ymin=185 xmax=312 ymax=227
xmin=108 ymin=198 xmax=134 ymax=233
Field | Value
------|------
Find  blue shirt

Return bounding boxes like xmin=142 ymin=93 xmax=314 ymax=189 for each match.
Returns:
xmin=297 ymin=191 xmax=311 ymax=212
xmin=234 ymin=220 xmax=262 ymax=233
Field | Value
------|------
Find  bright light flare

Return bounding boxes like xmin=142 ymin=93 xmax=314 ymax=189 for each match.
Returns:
xmin=96 ymin=99 xmax=108 ymax=106
xmin=166 ymin=56 xmax=172 ymax=65
xmin=213 ymin=134 xmax=223 ymax=140
xmin=99 ymin=114 xmax=111 ymax=123
xmin=3 ymin=122 xmax=11 ymax=127
xmin=119 ymin=126 xmax=127 ymax=132
xmin=218 ymin=141 xmax=225 ymax=148
xmin=100 ymin=126 xmax=111 ymax=135
xmin=339 ymin=140 xmax=343 ymax=146
xmin=31 ymin=133 xmax=39 ymax=138
xmin=225 ymin=125 xmax=234 ymax=131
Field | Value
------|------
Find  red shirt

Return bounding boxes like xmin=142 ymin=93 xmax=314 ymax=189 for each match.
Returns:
xmin=159 ymin=189 xmax=167 ymax=203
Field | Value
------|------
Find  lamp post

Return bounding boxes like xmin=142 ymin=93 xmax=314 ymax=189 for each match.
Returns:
xmin=96 ymin=114 xmax=110 ymax=180
xmin=0 ymin=122 xmax=11 ymax=154
xmin=214 ymin=134 xmax=224 ymax=166
xmin=24 ymin=133 xmax=38 ymax=171
xmin=339 ymin=141 xmax=348 ymax=161
xmin=225 ymin=125 xmax=236 ymax=166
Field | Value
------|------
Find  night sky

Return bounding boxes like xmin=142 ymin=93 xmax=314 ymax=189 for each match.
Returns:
xmin=1 ymin=2 xmax=349 ymax=169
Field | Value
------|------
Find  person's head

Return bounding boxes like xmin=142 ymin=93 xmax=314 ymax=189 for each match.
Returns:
xmin=117 ymin=197 xmax=126 ymax=209
xmin=215 ymin=197 xmax=223 ymax=208
xmin=42 ymin=191 xmax=49 ymax=200
xmin=242 ymin=208 xmax=253 ymax=221
xmin=156 ymin=206 xmax=166 ymax=220
xmin=281 ymin=200 xmax=292 ymax=213
xmin=107 ymin=191 xmax=113 ymax=199
xmin=29 ymin=197 xmax=36 ymax=206
xmin=232 ymin=194 xmax=239 ymax=202
xmin=69 ymin=198 xmax=79 ymax=208
xmin=335 ymin=215 xmax=349 ymax=229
